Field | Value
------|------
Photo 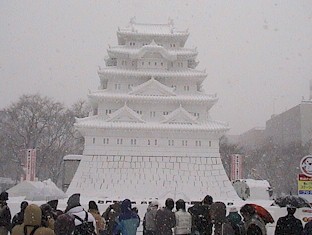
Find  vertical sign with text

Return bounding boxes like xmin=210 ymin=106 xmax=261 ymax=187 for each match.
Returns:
xmin=24 ymin=149 xmax=36 ymax=181
xmin=230 ymin=154 xmax=243 ymax=181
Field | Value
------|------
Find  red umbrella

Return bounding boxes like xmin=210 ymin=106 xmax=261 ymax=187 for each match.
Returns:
xmin=249 ymin=204 xmax=274 ymax=224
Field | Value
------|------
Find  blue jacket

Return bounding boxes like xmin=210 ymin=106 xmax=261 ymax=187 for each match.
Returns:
xmin=113 ymin=199 xmax=139 ymax=235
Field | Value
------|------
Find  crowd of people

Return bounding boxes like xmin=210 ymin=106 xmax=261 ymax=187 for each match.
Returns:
xmin=0 ymin=191 xmax=312 ymax=235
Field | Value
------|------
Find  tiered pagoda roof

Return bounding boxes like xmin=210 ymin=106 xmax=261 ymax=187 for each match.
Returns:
xmin=98 ymin=67 xmax=207 ymax=79
xmin=117 ymin=18 xmax=189 ymax=46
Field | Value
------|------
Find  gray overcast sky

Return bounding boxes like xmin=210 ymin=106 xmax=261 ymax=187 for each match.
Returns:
xmin=1 ymin=0 xmax=312 ymax=134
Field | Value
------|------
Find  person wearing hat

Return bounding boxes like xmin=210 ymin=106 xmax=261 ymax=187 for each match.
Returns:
xmin=65 ymin=193 xmax=97 ymax=235
xmin=274 ymin=206 xmax=303 ymax=235
xmin=143 ymin=201 xmax=159 ymax=235
xmin=11 ymin=204 xmax=54 ymax=235
xmin=113 ymin=199 xmax=140 ymax=235
xmin=0 ymin=191 xmax=11 ymax=235
xmin=226 ymin=207 xmax=245 ymax=235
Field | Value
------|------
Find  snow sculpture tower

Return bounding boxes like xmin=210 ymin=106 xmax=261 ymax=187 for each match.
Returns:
xmin=67 ymin=19 xmax=238 ymax=201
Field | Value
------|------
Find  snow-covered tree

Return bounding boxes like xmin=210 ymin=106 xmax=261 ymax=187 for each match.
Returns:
xmin=0 ymin=94 xmax=89 ymax=183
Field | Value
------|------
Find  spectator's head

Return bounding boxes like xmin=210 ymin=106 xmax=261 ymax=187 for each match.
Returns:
xmin=67 ymin=193 xmax=81 ymax=208
xmin=54 ymin=214 xmax=75 ymax=235
xmin=210 ymin=202 xmax=227 ymax=223
xmin=165 ymin=198 xmax=174 ymax=211
xmin=21 ymin=201 xmax=28 ymax=212
xmin=287 ymin=206 xmax=296 ymax=215
xmin=176 ymin=199 xmax=186 ymax=211
xmin=0 ymin=191 xmax=8 ymax=201
xmin=88 ymin=200 xmax=99 ymax=211
xmin=24 ymin=204 xmax=42 ymax=226
xmin=121 ymin=199 xmax=132 ymax=213
xmin=150 ymin=200 xmax=159 ymax=209
xmin=240 ymin=204 xmax=256 ymax=220
xmin=203 ymin=195 xmax=213 ymax=205
xmin=47 ymin=200 xmax=58 ymax=210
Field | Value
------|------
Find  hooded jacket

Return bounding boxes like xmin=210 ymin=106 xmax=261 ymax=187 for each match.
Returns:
xmin=113 ymin=199 xmax=139 ymax=235
xmin=210 ymin=202 xmax=235 ymax=235
xmin=11 ymin=204 xmax=55 ymax=235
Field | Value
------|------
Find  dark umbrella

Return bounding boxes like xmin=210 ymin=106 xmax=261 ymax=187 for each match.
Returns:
xmin=274 ymin=195 xmax=311 ymax=208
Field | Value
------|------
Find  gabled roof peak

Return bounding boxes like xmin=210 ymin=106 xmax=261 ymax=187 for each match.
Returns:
xmin=129 ymin=77 xmax=176 ymax=96
xmin=106 ymin=104 xmax=145 ymax=123
xmin=162 ymin=105 xmax=198 ymax=125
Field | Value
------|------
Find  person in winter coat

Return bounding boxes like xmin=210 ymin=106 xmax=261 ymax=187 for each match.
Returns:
xmin=174 ymin=199 xmax=192 ymax=235
xmin=240 ymin=204 xmax=267 ymax=235
xmin=113 ymin=199 xmax=140 ymax=235
xmin=143 ymin=201 xmax=159 ymax=235
xmin=102 ymin=202 xmax=121 ymax=235
xmin=274 ymin=207 xmax=303 ymax=235
xmin=88 ymin=201 xmax=105 ymax=235
xmin=210 ymin=202 xmax=235 ymax=235
xmin=47 ymin=200 xmax=63 ymax=219
xmin=303 ymin=219 xmax=312 ymax=235
xmin=11 ymin=201 xmax=28 ymax=229
xmin=11 ymin=204 xmax=55 ymax=235
xmin=155 ymin=198 xmax=176 ymax=235
xmin=187 ymin=195 xmax=213 ymax=235
xmin=40 ymin=203 xmax=55 ymax=230
xmin=0 ymin=191 xmax=11 ymax=235
xmin=65 ymin=193 xmax=97 ymax=235
xmin=54 ymin=213 xmax=75 ymax=235
xmin=226 ymin=207 xmax=245 ymax=235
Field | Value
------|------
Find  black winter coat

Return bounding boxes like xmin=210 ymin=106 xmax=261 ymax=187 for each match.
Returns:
xmin=274 ymin=214 xmax=303 ymax=235
xmin=0 ymin=201 xmax=11 ymax=231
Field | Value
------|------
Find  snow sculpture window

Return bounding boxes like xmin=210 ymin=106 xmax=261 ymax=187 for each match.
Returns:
xmin=150 ymin=111 xmax=155 ymax=117
xmin=103 ymin=138 xmax=109 ymax=144
xmin=184 ymin=85 xmax=189 ymax=91
xmin=155 ymin=139 xmax=157 ymax=145
xmin=92 ymin=138 xmax=95 ymax=144
xmin=131 ymin=139 xmax=137 ymax=145
xmin=148 ymin=140 xmax=151 ymax=145
xmin=168 ymin=140 xmax=174 ymax=146
xmin=209 ymin=141 xmax=211 ymax=147
xmin=182 ymin=140 xmax=188 ymax=146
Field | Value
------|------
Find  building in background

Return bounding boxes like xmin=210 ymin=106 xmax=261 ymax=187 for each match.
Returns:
xmin=65 ymin=19 xmax=238 ymax=201
xmin=237 ymin=127 xmax=265 ymax=151
xmin=265 ymin=100 xmax=312 ymax=147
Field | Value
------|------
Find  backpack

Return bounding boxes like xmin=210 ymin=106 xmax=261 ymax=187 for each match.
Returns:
xmin=23 ymin=225 xmax=40 ymax=235
xmin=230 ymin=221 xmax=245 ymax=235
xmin=73 ymin=211 xmax=96 ymax=235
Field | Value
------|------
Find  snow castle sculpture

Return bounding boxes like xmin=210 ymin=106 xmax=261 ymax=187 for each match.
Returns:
xmin=67 ymin=19 xmax=238 ymax=201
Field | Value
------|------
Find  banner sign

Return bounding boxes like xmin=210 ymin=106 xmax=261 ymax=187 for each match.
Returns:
xmin=21 ymin=149 xmax=36 ymax=181
xmin=298 ymin=173 xmax=312 ymax=202
xmin=230 ymin=154 xmax=243 ymax=181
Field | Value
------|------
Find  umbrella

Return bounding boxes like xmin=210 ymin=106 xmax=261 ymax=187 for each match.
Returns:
xmin=274 ymin=195 xmax=311 ymax=208
xmin=249 ymin=204 xmax=274 ymax=224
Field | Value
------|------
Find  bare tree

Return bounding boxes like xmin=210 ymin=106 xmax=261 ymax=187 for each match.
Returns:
xmin=0 ymin=94 xmax=88 ymax=183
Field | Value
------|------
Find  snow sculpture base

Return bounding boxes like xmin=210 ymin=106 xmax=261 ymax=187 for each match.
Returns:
xmin=66 ymin=155 xmax=238 ymax=201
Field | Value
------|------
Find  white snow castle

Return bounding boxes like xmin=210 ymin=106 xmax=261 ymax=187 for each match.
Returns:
xmin=66 ymin=19 xmax=238 ymax=201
